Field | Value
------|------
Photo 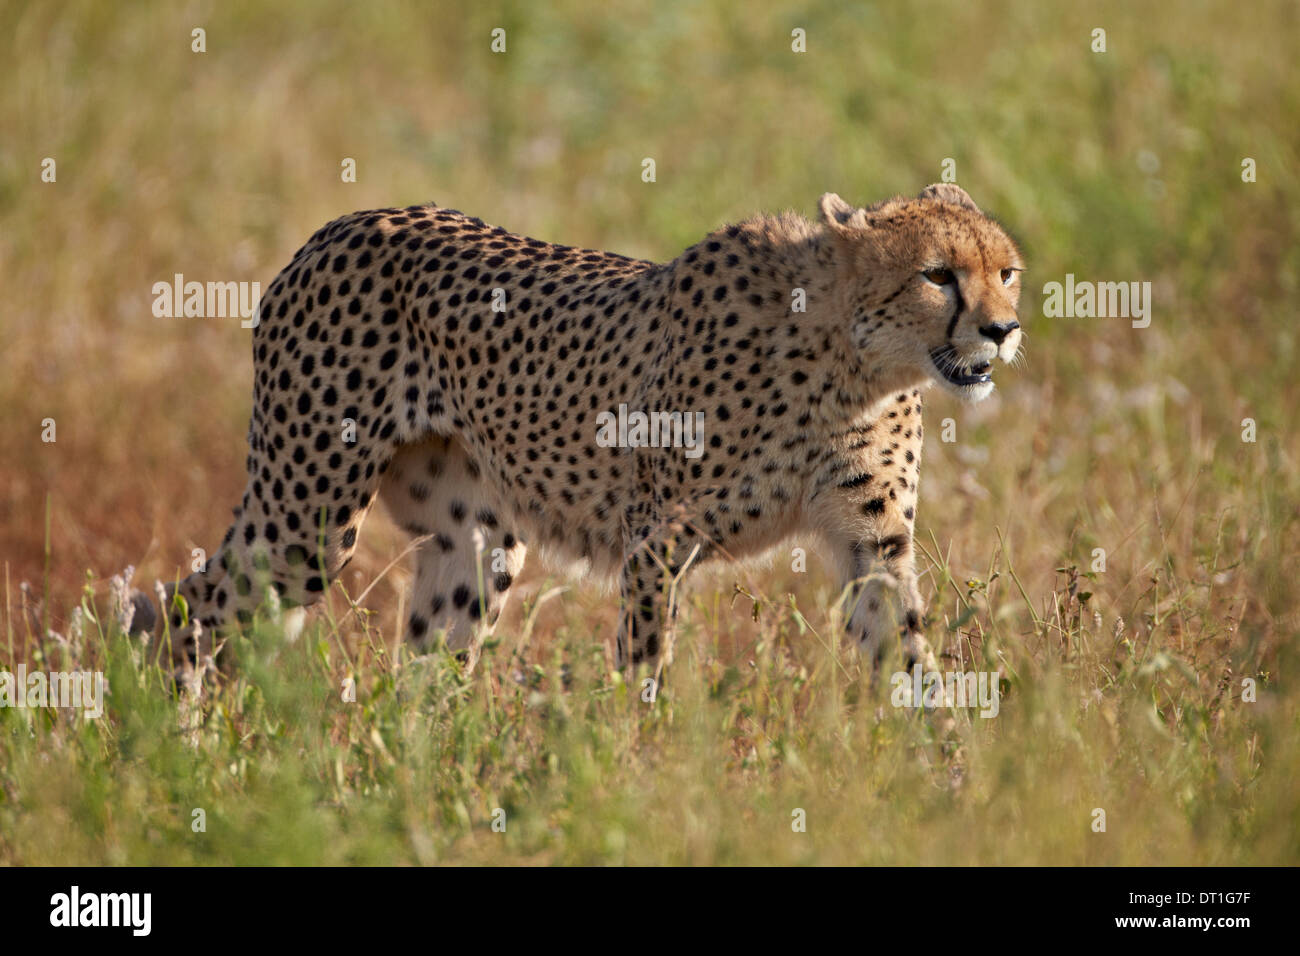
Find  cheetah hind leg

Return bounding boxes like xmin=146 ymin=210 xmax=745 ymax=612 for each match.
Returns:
xmin=379 ymin=436 xmax=526 ymax=668
xmin=140 ymin=441 xmax=392 ymax=680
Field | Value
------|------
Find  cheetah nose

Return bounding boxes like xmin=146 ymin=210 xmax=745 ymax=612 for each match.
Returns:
xmin=978 ymin=320 xmax=1020 ymax=345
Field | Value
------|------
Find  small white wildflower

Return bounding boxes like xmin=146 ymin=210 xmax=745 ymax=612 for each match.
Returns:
xmin=108 ymin=565 xmax=137 ymax=634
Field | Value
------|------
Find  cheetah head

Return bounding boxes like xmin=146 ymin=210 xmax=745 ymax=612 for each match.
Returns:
xmin=820 ymin=184 xmax=1024 ymax=402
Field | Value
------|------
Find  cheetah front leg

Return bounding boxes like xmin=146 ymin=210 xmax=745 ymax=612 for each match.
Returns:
xmin=812 ymin=479 xmax=937 ymax=677
xmin=834 ymin=532 xmax=936 ymax=676
xmin=616 ymin=548 xmax=675 ymax=687
xmin=616 ymin=514 xmax=693 ymax=689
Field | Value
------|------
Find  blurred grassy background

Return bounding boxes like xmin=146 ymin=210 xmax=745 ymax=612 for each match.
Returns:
xmin=0 ymin=0 xmax=1297 ymax=864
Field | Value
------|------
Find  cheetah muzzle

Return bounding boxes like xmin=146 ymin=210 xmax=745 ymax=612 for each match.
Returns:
xmin=138 ymin=182 xmax=1024 ymax=691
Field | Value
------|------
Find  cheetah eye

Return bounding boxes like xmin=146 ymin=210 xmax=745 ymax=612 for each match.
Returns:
xmin=922 ymin=268 xmax=955 ymax=286
xmin=1000 ymin=268 xmax=1017 ymax=286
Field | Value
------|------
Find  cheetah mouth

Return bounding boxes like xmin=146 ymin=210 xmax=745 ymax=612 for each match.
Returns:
xmin=929 ymin=346 xmax=993 ymax=388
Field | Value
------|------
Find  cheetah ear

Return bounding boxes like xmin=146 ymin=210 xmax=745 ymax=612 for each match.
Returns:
xmin=819 ymin=193 xmax=870 ymax=235
xmin=917 ymin=183 xmax=981 ymax=214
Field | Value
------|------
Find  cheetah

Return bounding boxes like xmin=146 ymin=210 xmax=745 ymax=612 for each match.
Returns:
xmin=142 ymin=183 xmax=1024 ymax=684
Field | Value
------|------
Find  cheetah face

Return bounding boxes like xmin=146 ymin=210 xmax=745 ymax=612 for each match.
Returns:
xmin=821 ymin=184 xmax=1024 ymax=403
